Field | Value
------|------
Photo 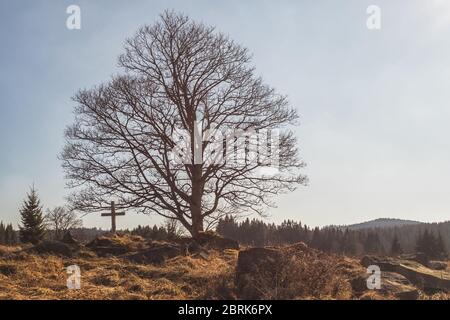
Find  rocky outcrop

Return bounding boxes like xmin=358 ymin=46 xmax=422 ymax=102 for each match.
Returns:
xmin=84 ymin=233 xmax=237 ymax=264
xmin=30 ymin=240 xmax=76 ymax=257
xmin=86 ymin=234 xmax=144 ymax=256
xmin=62 ymin=232 xmax=80 ymax=247
xmin=235 ymin=242 xmax=330 ymax=299
xmin=381 ymin=272 xmax=419 ymax=299
xmin=361 ymin=255 xmax=450 ymax=291
xmin=182 ymin=232 xmax=239 ymax=251
xmin=352 ymin=271 xmax=419 ymax=300
xmin=399 ymin=253 xmax=429 ymax=266
xmin=86 ymin=232 xmax=238 ymax=259
xmin=428 ymin=261 xmax=447 ymax=271
xmin=126 ymin=242 xmax=183 ymax=264
xmin=235 ymin=247 xmax=285 ymax=299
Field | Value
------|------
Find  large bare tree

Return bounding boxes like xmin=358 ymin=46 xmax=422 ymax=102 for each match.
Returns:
xmin=61 ymin=11 xmax=307 ymax=238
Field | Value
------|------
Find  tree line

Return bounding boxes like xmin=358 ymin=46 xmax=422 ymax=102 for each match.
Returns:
xmin=216 ymin=216 xmax=449 ymax=259
xmin=0 ymin=222 xmax=18 ymax=245
xmin=3 ymin=185 xmax=448 ymax=262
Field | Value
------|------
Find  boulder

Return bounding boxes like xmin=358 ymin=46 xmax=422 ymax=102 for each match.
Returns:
xmin=399 ymin=252 xmax=429 ymax=266
xmin=235 ymin=247 xmax=283 ymax=299
xmin=31 ymin=240 xmax=75 ymax=257
xmin=86 ymin=234 xmax=144 ymax=256
xmin=361 ymin=255 xmax=450 ymax=291
xmin=61 ymin=231 xmax=80 ymax=247
xmin=352 ymin=271 xmax=418 ymax=300
xmin=381 ymin=272 xmax=419 ymax=300
xmin=350 ymin=275 xmax=369 ymax=293
xmin=126 ymin=242 xmax=183 ymax=264
xmin=235 ymin=243 xmax=319 ymax=299
xmin=191 ymin=232 xmax=239 ymax=250
xmin=428 ymin=261 xmax=447 ymax=271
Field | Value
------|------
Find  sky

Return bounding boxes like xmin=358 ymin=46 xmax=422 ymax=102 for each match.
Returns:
xmin=1 ymin=0 xmax=450 ymax=230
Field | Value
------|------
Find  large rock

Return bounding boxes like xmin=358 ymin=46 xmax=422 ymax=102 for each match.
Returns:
xmin=62 ymin=231 xmax=80 ymax=247
xmin=190 ymin=232 xmax=239 ymax=251
xmin=351 ymin=271 xmax=418 ymax=300
xmin=86 ymin=234 xmax=144 ymax=256
xmin=428 ymin=261 xmax=447 ymax=271
xmin=361 ymin=255 xmax=450 ymax=291
xmin=399 ymin=253 xmax=429 ymax=266
xmin=235 ymin=242 xmax=318 ymax=299
xmin=235 ymin=247 xmax=283 ymax=299
xmin=400 ymin=253 xmax=447 ymax=270
xmin=126 ymin=242 xmax=183 ymax=264
xmin=31 ymin=240 xmax=75 ymax=257
xmin=381 ymin=272 xmax=419 ymax=300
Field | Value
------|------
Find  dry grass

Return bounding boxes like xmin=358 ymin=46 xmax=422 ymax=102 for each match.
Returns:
xmin=0 ymin=246 xmax=237 ymax=300
xmin=0 ymin=243 xmax=448 ymax=300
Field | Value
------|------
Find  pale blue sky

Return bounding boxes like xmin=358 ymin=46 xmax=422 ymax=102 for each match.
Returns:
xmin=1 ymin=0 xmax=450 ymax=230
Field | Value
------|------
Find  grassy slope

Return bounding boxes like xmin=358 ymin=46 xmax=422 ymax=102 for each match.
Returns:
xmin=0 ymin=245 xmax=237 ymax=300
xmin=0 ymin=244 xmax=449 ymax=300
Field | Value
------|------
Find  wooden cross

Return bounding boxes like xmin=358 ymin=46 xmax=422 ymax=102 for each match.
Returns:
xmin=101 ymin=201 xmax=125 ymax=233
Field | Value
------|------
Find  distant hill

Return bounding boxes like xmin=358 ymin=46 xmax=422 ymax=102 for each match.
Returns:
xmin=344 ymin=218 xmax=422 ymax=230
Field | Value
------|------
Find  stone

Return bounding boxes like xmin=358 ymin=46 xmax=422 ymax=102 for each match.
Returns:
xmin=86 ymin=233 xmax=143 ymax=256
xmin=350 ymin=275 xmax=369 ymax=293
xmin=361 ymin=255 xmax=450 ymax=291
xmin=126 ymin=242 xmax=183 ymax=264
xmin=193 ymin=232 xmax=239 ymax=250
xmin=381 ymin=272 xmax=419 ymax=300
xmin=198 ymin=250 xmax=210 ymax=260
xmin=399 ymin=252 xmax=429 ymax=266
xmin=235 ymin=247 xmax=284 ymax=299
xmin=428 ymin=261 xmax=447 ymax=271
xmin=62 ymin=231 xmax=80 ymax=247
xmin=31 ymin=240 xmax=74 ymax=257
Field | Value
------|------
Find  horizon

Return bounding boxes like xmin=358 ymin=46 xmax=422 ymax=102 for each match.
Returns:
xmin=2 ymin=0 xmax=450 ymax=230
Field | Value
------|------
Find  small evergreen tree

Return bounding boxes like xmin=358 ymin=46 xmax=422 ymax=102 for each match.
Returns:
xmin=19 ymin=187 xmax=46 ymax=244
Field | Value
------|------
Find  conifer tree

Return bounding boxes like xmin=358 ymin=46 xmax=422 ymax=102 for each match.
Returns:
xmin=19 ymin=187 xmax=46 ymax=244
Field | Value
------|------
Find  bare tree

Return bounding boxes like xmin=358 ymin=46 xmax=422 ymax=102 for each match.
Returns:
xmin=164 ymin=218 xmax=185 ymax=240
xmin=61 ymin=11 xmax=307 ymax=238
xmin=44 ymin=207 xmax=82 ymax=240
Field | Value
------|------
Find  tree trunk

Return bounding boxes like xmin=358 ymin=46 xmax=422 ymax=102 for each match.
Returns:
xmin=191 ymin=210 xmax=204 ymax=238
xmin=190 ymin=164 xmax=204 ymax=239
